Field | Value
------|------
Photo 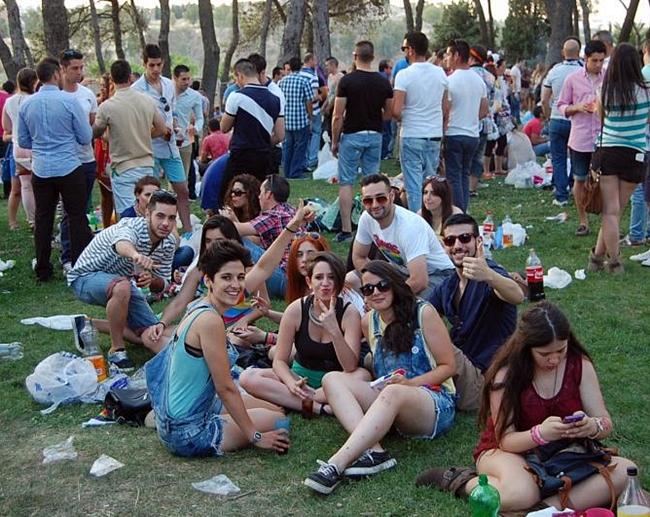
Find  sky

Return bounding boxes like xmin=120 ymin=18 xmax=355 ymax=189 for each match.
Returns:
xmin=15 ymin=0 xmax=650 ymax=27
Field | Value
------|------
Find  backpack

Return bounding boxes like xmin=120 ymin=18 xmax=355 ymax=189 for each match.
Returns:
xmin=103 ymin=386 xmax=152 ymax=427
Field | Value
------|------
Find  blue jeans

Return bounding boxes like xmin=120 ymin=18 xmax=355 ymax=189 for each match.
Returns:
xmin=470 ymin=132 xmax=488 ymax=178
xmin=400 ymin=137 xmax=441 ymax=211
xmin=337 ymin=131 xmax=382 ymax=185
xmin=549 ymin=119 xmax=571 ymax=202
xmin=510 ymin=94 xmax=521 ymax=123
xmin=533 ymin=142 xmax=551 ymax=157
xmin=381 ymin=120 xmax=395 ymax=159
xmin=283 ymin=127 xmax=310 ymax=179
xmin=307 ymin=114 xmax=322 ymax=168
xmin=243 ymin=239 xmax=287 ymax=299
xmin=629 ymin=183 xmax=650 ymax=242
xmin=444 ymin=135 xmax=479 ymax=212
xmin=173 ymin=246 xmax=195 ymax=273
xmin=60 ymin=161 xmax=96 ymax=264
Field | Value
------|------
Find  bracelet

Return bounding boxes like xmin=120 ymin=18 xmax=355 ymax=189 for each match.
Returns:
xmin=157 ymin=321 xmax=167 ymax=328
xmin=286 ymin=226 xmax=298 ymax=234
xmin=530 ymin=424 xmax=549 ymax=446
xmin=588 ymin=417 xmax=605 ymax=439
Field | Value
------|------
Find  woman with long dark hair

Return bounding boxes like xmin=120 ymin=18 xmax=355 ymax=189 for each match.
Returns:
xmin=303 ymin=260 xmax=456 ymax=495
xmin=223 ymin=173 xmax=261 ymax=223
xmin=588 ymin=43 xmax=650 ymax=274
xmin=418 ymin=176 xmax=462 ymax=235
xmin=417 ymin=302 xmax=635 ymax=512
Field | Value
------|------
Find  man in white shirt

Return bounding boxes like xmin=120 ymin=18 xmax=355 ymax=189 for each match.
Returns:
xmin=444 ymin=39 xmax=489 ymax=212
xmin=509 ymin=58 xmax=524 ymax=123
xmin=393 ymin=31 xmax=448 ymax=212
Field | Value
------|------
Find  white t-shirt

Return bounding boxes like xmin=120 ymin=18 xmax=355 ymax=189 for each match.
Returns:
xmin=70 ymin=84 xmax=98 ymax=163
xmin=510 ymin=64 xmax=522 ymax=93
xmin=446 ymin=69 xmax=487 ymax=138
xmin=394 ymin=62 xmax=448 ymax=138
xmin=266 ymin=79 xmax=286 ymax=149
xmin=3 ymin=93 xmax=32 ymax=168
xmin=355 ymin=205 xmax=453 ymax=275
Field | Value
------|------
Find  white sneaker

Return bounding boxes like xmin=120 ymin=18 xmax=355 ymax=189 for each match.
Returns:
xmin=630 ymin=249 xmax=650 ymax=262
xmin=62 ymin=262 xmax=72 ymax=275
xmin=552 ymin=199 xmax=568 ymax=207
xmin=642 ymin=257 xmax=650 ymax=267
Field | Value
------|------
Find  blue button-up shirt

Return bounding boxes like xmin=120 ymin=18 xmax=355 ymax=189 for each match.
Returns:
xmin=18 ymin=84 xmax=92 ymax=178
xmin=174 ymin=87 xmax=204 ymax=147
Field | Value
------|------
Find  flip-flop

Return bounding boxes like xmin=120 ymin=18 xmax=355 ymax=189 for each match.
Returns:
xmin=415 ymin=466 xmax=477 ymax=499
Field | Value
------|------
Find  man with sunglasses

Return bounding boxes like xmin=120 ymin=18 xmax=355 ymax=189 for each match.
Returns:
xmin=352 ymin=174 xmax=453 ymax=298
xmin=131 ymin=44 xmax=193 ymax=235
xmin=428 ymin=213 xmax=523 ymax=411
xmin=67 ymin=191 xmax=178 ymax=371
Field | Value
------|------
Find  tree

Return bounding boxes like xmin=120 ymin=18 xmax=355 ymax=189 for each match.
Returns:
xmin=486 ymin=0 xmax=495 ymax=48
xmin=279 ymin=0 xmax=307 ymax=64
xmin=259 ymin=0 xmax=273 ymax=58
xmin=430 ymin=1 xmax=481 ymax=51
xmin=312 ymin=0 xmax=331 ymax=67
xmin=87 ymin=0 xmax=105 ymax=74
xmin=0 ymin=29 xmax=19 ymax=80
xmin=128 ymin=0 xmax=147 ymax=54
xmin=198 ymin=0 xmax=219 ymax=111
xmin=107 ymin=0 xmax=125 ymax=59
xmin=220 ymin=0 xmax=240 ymax=101
xmin=544 ymin=0 xmax=574 ymax=65
xmin=473 ymin=0 xmax=490 ymax=48
xmin=579 ymin=0 xmax=590 ymax=46
xmin=619 ymin=0 xmax=641 ymax=43
xmin=403 ymin=0 xmax=425 ymax=32
xmin=159 ymin=0 xmax=171 ymax=76
xmin=42 ymin=0 xmax=70 ymax=57
xmin=501 ymin=0 xmax=548 ymax=61
xmin=4 ymin=0 xmax=33 ymax=68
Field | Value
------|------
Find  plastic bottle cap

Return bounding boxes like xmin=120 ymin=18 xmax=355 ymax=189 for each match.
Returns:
xmin=478 ymin=473 xmax=488 ymax=485
xmin=627 ymin=466 xmax=638 ymax=476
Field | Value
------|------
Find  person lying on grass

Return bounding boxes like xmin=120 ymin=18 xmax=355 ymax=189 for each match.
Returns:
xmin=145 ymin=240 xmax=289 ymax=457
xmin=416 ymin=301 xmax=636 ymax=512
xmin=240 ymin=252 xmax=364 ymax=417
xmin=303 ymin=260 xmax=456 ymax=495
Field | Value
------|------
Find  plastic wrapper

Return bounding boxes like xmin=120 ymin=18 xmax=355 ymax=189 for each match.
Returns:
xmin=42 ymin=436 xmax=78 ymax=464
xmin=191 ymin=474 xmax=240 ymax=496
xmin=543 ymin=267 xmax=572 ymax=289
xmin=89 ymin=454 xmax=124 ymax=477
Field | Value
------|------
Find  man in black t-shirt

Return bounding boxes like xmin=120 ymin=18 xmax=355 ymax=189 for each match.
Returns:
xmin=331 ymin=40 xmax=393 ymax=243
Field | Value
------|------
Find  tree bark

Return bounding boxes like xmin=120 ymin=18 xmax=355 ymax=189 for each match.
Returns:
xmin=304 ymin=11 xmax=314 ymax=54
xmin=88 ymin=0 xmax=105 ymax=74
xmin=312 ymin=0 xmax=330 ymax=67
xmin=544 ymin=0 xmax=574 ymax=65
xmin=619 ymin=0 xmax=640 ymax=43
xmin=129 ymin=0 xmax=147 ymax=55
xmin=579 ymin=0 xmax=590 ymax=45
xmin=279 ymin=0 xmax=306 ymax=65
xmin=403 ymin=0 xmax=414 ymax=32
xmin=486 ymin=0 xmax=495 ymax=48
xmin=42 ymin=0 xmax=70 ymax=57
xmin=109 ymin=0 xmax=125 ymax=60
xmin=219 ymin=0 xmax=240 ymax=101
xmin=0 ymin=28 xmax=19 ymax=81
xmin=415 ymin=0 xmax=425 ymax=32
xmin=572 ymin=0 xmax=580 ymax=37
xmin=198 ymin=0 xmax=220 ymax=112
xmin=259 ymin=0 xmax=273 ymax=58
xmin=4 ymin=0 xmax=32 ymax=68
xmin=159 ymin=0 xmax=172 ymax=76
xmin=473 ymin=0 xmax=490 ymax=48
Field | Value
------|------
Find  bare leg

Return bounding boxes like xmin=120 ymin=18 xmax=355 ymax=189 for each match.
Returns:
xmin=573 ymin=179 xmax=588 ymax=229
xmin=105 ymin=279 xmax=131 ymax=352
xmin=171 ymin=180 xmax=192 ymax=233
xmin=470 ymin=175 xmax=479 ymax=193
xmin=220 ymin=407 xmax=286 ymax=452
xmin=495 ymin=155 xmax=504 ymax=174
xmin=594 ymin=176 xmax=637 ymax=259
xmin=239 ymin=368 xmax=320 ymax=412
xmin=322 ymin=370 xmax=377 ymax=434
xmin=241 ymin=392 xmax=284 ymax=412
xmin=339 ymin=184 xmax=354 ymax=233
xmin=92 ymin=318 xmax=144 ymax=345
xmin=482 ymin=156 xmax=492 ymax=178
xmin=8 ymin=176 xmax=21 ymax=229
xmin=18 ymin=173 xmax=35 ymax=227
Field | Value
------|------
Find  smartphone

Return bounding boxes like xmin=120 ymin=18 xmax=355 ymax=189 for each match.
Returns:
xmin=370 ymin=368 xmax=406 ymax=390
xmin=562 ymin=414 xmax=585 ymax=424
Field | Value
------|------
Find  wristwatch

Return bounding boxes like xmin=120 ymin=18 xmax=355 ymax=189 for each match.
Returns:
xmin=251 ymin=431 xmax=262 ymax=444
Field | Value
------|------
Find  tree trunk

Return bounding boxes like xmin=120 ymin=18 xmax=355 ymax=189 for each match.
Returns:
xmin=219 ymin=0 xmax=240 ymax=101
xmin=198 ymin=0 xmax=220 ymax=112
xmin=544 ymin=0 xmax=574 ymax=65
xmin=159 ymin=0 xmax=171 ymax=77
xmin=259 ymin=0 xmax=273 ymax=58
xmin=473 ymin=0 xmax=490 ymax=48
xmin=129 ymin=0 xmax=147 ymax=54
xmin=0 ymin=29 xmax=19 ymax=81
xmin=312 ymin=0 xmax=330 ymax=67
xmin=619 ymin=0 xmax=640 ymax=43
xmin=572 ymin=0 xmax=580 ymax=37
xmin=403 ymin=0 xmax=414 ymax=32
xmin=579 ymin=0 xmax=590 ymax=46
xmin=304 ymin=11 xmax=314 ymax=54
xmin=88 ymin=0 xmax=105 ymax=74
xmin=110 ymin=0 xmax=125 ymax=60
xmin=279 ymin=0 xmax=306 ymax=65
xmin=42 ymin=0 xmax=70 ymax=57
xmin=414 ymin=0 xmax=425 ymax=32
xmin=4 ymin=0 xmax=32 ymax=68
xmin=486 ymin=0 xmax=495 ymax=48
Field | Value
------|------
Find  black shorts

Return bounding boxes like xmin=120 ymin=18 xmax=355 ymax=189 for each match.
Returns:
xmin=593 ymin=146 xmax=646 ymax=184
xmin=644 ymin=154 xmax=650 ymax=203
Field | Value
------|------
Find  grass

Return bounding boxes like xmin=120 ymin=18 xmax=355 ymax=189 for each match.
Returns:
xmin=1 ymin=164 xmax=649 ymax=516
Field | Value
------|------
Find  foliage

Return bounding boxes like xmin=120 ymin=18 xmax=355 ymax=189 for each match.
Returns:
xmin=501 ymin=0 xmax=549 ymax=62
xmin=421 ymin=3 xmax=444 ymax=28
xmin=430 ymin=0 xmax=481 ymax=51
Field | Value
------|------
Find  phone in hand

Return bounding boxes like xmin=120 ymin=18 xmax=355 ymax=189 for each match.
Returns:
xmin=370 ymin=368 xmax=406 ymax=390
xmin=562 ymin=414 xmax=585 ymax=424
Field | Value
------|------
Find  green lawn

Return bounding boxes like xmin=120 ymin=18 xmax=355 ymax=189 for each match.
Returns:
xmin=1 ymin=166 xmax=649 ymax=516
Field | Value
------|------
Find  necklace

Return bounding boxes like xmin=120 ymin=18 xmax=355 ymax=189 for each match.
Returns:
xmin=533 ymin=363 xmax=560 ymax=399
xmin=308 ymin=305 xmax=323 ymax=327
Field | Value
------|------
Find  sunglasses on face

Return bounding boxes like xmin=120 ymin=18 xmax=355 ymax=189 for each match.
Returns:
xmin=361 ymin=194 xmax=389 ymax=208
xmin=230 ymin=189 xmax=247 ymax=197
xmin=401 ymin=46 xmax=411 ymax=52
xmin=295 ymin=231 xmax=320 ymax=240
xmin=160 ymin=96 xmax=170 ymax=112
xmin=442 ymin=233 xmax=476 ymax=247
xmin=360 ymin=278 xmax=391 ymax=297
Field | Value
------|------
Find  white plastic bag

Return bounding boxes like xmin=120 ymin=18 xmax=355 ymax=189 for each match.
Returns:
xmin=21 ymin=314 xmax=85 ymax=331
xmin=42 ymin=436 xmax=78 ymax=465
xmin=192 ymin=474 xmax=240 ymax=496
xmin=90 ymin=454 xmax=124 ymax=477
xmin=312 ymin=159 xmax=338 ymax=181
xmin=317 ymin=142 xmax=334 ymax=167
xmin=543 ymin=267 xmax=572 ymax=289
xmin=26 ymin=352 xmax=98 ymax=414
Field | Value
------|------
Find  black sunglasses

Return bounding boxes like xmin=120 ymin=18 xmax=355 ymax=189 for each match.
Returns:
xmin=62 ymin=49 xmax=83 ymax=60
xmin=360 ymin=279 xmax=391 ymax=297
xmin=160 ymin=96 xmax=170 ymax=112
xmin=230 ymin=189 xmax=247 ymax=197
xmin=442 ymin=233 xmax=476 ymax=247
xmin=361 ymin=194 xmax=389 ymax=208
xmin=401 ymin=46 xmax=411 ymax=52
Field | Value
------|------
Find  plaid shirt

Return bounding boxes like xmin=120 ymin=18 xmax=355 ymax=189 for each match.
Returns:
xmin=251 ymin=202 xmax=297 ymax=268
xmin=279 ymin=72 xmax=313 ymax=131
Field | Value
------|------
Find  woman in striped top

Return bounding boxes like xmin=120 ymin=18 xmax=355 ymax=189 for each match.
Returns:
xmin=588 ymin=43 xmax=650 ymax=274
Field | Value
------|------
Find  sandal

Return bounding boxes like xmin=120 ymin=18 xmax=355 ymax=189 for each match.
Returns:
xmin=415 ymin=466 xmax=477 ymax=499
xmin=575 ymin=224 xmax=590 ymax=237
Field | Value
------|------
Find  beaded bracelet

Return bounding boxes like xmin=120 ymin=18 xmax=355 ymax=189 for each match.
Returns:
xmin=530 ymin=424 xmax=549 ymax=446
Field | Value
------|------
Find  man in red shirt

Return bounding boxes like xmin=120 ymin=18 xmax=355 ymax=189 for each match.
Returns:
xmin=199 ymin=117 xmax=231 ymax=165
xmin=523 ymin=106 xmax=550 ymax=156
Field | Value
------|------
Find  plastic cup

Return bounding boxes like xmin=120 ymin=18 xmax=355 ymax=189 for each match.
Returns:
xmin=585 ymin=509 xmax=615 ymax=517
xmin=274 ymin=417 xmax=291 ymax=456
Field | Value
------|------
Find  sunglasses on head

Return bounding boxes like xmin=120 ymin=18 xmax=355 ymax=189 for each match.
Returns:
xmin=427 ymin=175 xmax=447 ymax=183
xmin=230 ymin=189 xmax=247 ymax=197
xmin=361 ymin=194 xmax=389 ymax=208
xmin=160 ymin=96 xmax=170 ymax=112
xmin=295 ymin=231 xmax=320 ymax=240
xmin=62 ymin=49 xmax=83 ymax=60
xmin=360 ymin=279 xmax=391 ymax=297
xmin=442 ymin=233 xmax=476 ymax=247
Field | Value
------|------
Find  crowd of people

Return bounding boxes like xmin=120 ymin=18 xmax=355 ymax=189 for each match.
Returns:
xmin=1 ymin=27 xmax=649 ymax=513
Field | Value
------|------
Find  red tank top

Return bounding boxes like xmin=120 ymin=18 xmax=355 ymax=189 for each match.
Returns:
xmin=473 ymin=351 xmax=584 ymax=461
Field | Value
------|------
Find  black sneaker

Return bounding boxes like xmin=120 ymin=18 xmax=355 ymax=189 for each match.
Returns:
xmin=343 ymin=450 xmax=397 ymax=477
xmin=71 ymin=315 xmax=87 ymax=354
xmin=304 ymin=461 xmax=343 ymax=495
xmin=108 ymin=350 xmax=135 ymax=372
xmin=333 ymin=231 xmax=352 ymax=243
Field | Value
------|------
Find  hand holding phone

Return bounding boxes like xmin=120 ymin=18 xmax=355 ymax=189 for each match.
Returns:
xmin=562 ymin=414 xmax=585 ymax=424
xmin=370 ymin=368 xmax=406 ymax=391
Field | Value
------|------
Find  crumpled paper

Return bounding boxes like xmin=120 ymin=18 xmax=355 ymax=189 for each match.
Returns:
xmin=543 ymin=267 xmax=572 ymax=289
xmin=191 ymin=474 xmax=240 ymax=496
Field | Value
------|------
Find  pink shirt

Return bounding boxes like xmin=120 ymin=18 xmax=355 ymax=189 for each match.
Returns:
xmin=201 ymin=131 xmax=230 ymax=161
xmin=556 ymin=67 xmax=603 ymax=153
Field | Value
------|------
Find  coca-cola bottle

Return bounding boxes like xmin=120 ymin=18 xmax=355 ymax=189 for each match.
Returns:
xmin=526 ymin=249 xmax=545 ymax=302
xmin=482 ymin=212 xmax=495 ymax=258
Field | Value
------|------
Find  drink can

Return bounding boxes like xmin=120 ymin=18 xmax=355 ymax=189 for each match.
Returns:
xmin=86 ymin=354 xmax=108 ymax=382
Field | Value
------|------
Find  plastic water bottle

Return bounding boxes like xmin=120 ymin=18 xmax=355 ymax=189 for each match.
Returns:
xmin=469 ymin=474 xmax=500 ymax=517
xmin=618 ymin=467 xmax=650 ymax=516
xmin=526 ymin=249 xmax=545 ymax=302
xmin=79 ymin=319 xmax=108 ymax=381
xmin=0 ymin=342 xmax=24 ymax=361
xmin=502 ymin=215 xmax=513 ymax=248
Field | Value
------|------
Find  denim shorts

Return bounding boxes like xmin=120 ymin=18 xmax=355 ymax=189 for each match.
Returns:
xmin=569 ymin=148 xmax=592 ymax=181
xmin=111 ymin=166 xmax=154 ymax=215
xmin=70 ymin=271 xmax=158 ymax=333
xmin=157 ymin=412 xmax=224 ymax=457
xmin=397 ymin=386 xmax=456 ymax=440
xmin=155 ymin=156 xmax=186 ymax=183
xmin=337 ymin=131 xmax=382 ymax=185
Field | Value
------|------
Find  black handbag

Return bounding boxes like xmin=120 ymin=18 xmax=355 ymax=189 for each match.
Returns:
xmin=524 ymin=438 xmax=617 ymax=510
xmin=104 ymin=387 xmax=152 ymax=427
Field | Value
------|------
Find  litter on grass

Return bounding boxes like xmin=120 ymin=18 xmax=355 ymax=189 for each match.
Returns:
xmin=21 ymin=314 xmax=86 ymax=331
xmin=543 ymin=267 xmax=572 ymax=289
xmin=192 ymin=474 xmax=241 ymax=496
xmin=89 ymin=454 xmax=124 ymax=477
xmin=545 ymin=212 xmax=568 ymax=223
xmin=42 ymin=436 xmax=78 ymax=465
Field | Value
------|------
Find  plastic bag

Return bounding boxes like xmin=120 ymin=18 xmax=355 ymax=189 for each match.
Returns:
xmin=192 ymin=474 xmax=240 ymax=496
xmin=42 ymin=436 xmax=78 ymax=465
xmin=505 ymin=161 xmax=545 ymax=189
xmin=25 ymin=352 xmax=98 ymax=414
xmin=21 ymin=314 xmax=85 ymax=331
xmin=90 ymin=454 xmax=124 ymax=477
xmin=543 ymin=267 xmax=572 ymax=289
xmin=312 ymin=159 xmax=338 ymax=181
xmin=317 ymin=142 xmax=334 ymax=167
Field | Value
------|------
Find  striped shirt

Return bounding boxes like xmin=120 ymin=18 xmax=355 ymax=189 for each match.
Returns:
xmin=299 ymin=67 xmax=320 ymax=115
xmin=601 ymin=84 xmax=650 ymax=152
xmin=224 ymin=84 xmax=281 ymax=151
xmin=67 ymin=217 xmax=176 ymax=285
